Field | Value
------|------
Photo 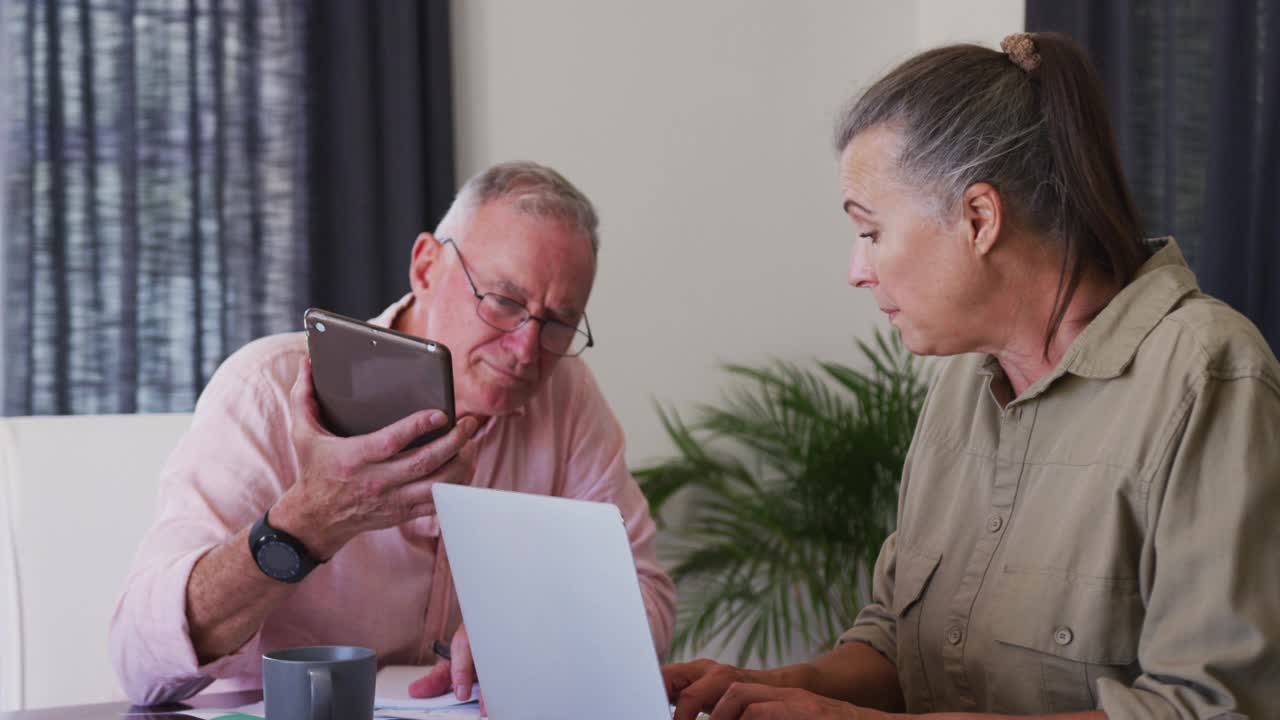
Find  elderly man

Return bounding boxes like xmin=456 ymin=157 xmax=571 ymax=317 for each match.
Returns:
xmin=109 ymin=161 xmax=675 ymax=705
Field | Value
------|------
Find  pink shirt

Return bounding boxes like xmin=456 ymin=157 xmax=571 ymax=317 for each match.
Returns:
xmin=108 ymin=295 xmax=676 ymax=705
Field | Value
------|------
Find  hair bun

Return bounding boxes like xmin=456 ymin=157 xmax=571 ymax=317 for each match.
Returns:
xmin=1001 ymin=32 xmax=1042 ymax=73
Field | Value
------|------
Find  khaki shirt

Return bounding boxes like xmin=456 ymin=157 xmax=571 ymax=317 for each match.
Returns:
xmin=840 ymin=239 xmax=1280 ymax=718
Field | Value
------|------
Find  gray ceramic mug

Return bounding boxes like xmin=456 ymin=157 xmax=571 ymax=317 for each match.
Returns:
xmin=262 ymin=646 xmax=376 ymax=720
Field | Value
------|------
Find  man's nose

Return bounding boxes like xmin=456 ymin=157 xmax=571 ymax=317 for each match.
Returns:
xmin=848 ymin=236 xmax=877 ymax=288
xmin=504 ymin=320 xmax=541 ymax=364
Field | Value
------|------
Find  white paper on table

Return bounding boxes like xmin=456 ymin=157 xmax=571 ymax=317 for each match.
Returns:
xmin=374 ymin=709 xmax=483 ymax=720
xmin=375 ymin=665 xmax=481 ymax=710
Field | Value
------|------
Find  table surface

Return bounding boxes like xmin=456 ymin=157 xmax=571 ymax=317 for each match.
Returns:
xmin=0 ymin=691 xmax=264 ymax=720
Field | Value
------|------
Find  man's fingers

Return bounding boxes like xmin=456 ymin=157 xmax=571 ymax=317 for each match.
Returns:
xmin=394 ymin=481 xmax=440 ymax=514
xmin=386 ymin=438 xmax=476 ymax=517
xmin=452 ymin=624 xmax=477 ymax=701
xmin=408 ymin=661 xmax=452 ymax=699
xmin=360 ymin=408 xmax=452 ymax=462
xmin=437 ymin=439 xmax=478 ymax=482
xmin=383 ymin=415 xmax=480 ymax=479
xmin=391 ymin=443 xmax=481 ymax=521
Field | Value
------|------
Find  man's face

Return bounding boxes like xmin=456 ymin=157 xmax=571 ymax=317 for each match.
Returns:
xmin=405 ymin=199 xmax=596 ymax=418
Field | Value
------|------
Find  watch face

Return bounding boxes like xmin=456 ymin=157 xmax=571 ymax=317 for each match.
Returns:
xmin=256 ymin=540 xmax=302 ymax=580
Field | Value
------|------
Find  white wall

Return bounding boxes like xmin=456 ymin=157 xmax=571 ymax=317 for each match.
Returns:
xmin=453 ymin=1 xmax=1022 ymax=469
xmin=918 ymin=0 xmax=1024 ymax=48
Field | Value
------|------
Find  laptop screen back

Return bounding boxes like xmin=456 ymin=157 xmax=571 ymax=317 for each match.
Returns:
xmin=434 ymin=484 xmax=671 ymax=720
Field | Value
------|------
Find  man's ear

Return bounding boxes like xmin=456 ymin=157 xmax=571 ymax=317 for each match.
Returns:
xmin=409 ymin=232 xmax=442 ymax=293
xmin=963 ymin=182 xmax=1004 ymax=258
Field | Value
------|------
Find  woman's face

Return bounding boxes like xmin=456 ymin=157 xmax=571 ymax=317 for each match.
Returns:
xmin=839 ymin=125 xmax=994 ymax=356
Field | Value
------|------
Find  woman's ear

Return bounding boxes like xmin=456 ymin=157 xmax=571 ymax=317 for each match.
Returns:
xmin=963 ymin=182 xmax=1004 ymax=257
xmin=409 ymin=232 xmax=442 ymax=293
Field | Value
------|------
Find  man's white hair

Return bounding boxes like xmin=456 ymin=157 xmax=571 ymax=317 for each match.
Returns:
xmin=436 ymin=161 xmax=600 ymax=256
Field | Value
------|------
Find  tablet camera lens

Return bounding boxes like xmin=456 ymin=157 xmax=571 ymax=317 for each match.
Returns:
xmin=315 ymin=321 xmax=326 ymax=333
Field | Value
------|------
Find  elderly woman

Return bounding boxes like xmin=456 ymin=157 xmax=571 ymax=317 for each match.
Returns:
xmin=663 ymin=32 xmax=1279 ymax=720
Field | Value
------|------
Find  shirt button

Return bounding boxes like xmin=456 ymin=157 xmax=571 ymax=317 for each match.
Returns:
xmin=946 ymin=627 xmax=963 ymax=645
xmin=986 ymin=514 xmax=1003 ymax=533
xmin=1054 ymin=626 xmax=1074 ymax=646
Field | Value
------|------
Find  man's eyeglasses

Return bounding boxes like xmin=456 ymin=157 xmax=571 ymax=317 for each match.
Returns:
xmin=441 ymin=238 xmax=594 ymax=357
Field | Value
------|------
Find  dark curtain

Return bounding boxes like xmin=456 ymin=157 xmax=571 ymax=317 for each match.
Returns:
xmin=1026 ymin=0 xmax=1280 ymax=352
xmin=307 ymin=1 xmax=455 ymax=321
xmin=1 ymin=0 xmax=455 ymax=415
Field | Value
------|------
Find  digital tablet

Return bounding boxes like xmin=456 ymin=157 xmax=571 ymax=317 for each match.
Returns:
xmin=303 ymin=307 xmax=455 ymax=450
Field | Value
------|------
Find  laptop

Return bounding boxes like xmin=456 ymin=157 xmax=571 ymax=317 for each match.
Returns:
xmin=433 ymin=483 xmax=673 ymax=720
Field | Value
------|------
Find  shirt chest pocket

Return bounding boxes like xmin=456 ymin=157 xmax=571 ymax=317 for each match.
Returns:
xmin=989 ymin=567 xmax=1144 ymax=712
xmin=891 ymin=545 xmax=943 ymax=712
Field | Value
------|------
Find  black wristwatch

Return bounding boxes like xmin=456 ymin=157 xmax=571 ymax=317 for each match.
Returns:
xmin=249 ymin=509 xmax=324 ymax=584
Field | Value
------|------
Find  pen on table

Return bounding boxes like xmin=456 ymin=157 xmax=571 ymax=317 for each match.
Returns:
xmin=432 ymin=639 xmax=452 ymax=661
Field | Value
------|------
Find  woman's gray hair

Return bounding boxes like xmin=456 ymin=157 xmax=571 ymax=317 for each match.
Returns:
xmin=833 ymin=43 xmax=1053 ymax=227
xmin=834 ymin=33 xmax=1148 ymax=358
xmin=439 ymin=161 xmax=600 ymax=256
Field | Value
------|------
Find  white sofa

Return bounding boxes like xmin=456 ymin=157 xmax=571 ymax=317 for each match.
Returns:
xmin=0 ymin=413 xmax=192 ymax=711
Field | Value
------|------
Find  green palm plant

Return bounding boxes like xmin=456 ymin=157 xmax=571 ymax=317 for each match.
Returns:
xmin=635 ymin=329 xmax=928 ymax=666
